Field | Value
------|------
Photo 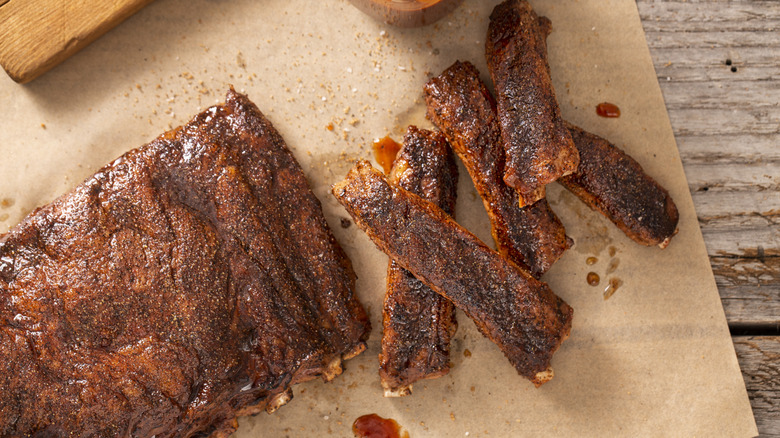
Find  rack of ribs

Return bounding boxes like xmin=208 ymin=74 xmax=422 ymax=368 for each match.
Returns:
xmin=425 ymin=60 xmax=571 ymax=278
xmin=333 ymin=161 xmax=573 ymax=386
xmin=560 ymin=123 xmax=680 ymax=248
xmin=0 ymin=89 xmax=370 ymax=437
xmin=379 ymin=126 xmax=459 ymax=397
xmin=486 ymin=0 xmax=579 ymax=206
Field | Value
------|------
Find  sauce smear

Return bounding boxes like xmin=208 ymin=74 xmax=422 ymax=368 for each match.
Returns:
xmin=373 ymin=136 xmax=401 ymax=174
xmin=603 ymin=277 xmax=623 ymax=300
xmin=606 ymin=258 xmax=620 ymax=275
xmin=596 ymin=102 xmax=621 ymax=118
xmin=353 ymin=414 xmax=409 ymax=438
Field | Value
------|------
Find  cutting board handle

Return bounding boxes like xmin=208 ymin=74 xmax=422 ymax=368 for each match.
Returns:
xmin=0 ymin=0 xmax=156 ymax=83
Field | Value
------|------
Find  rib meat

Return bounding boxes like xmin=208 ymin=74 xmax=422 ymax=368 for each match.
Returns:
xmin=379 ymin=126 xmax=459 ymax=397
xmin=486 ymin=0 xmax=579 ymax=206
xmin=332 ymin=161 xmax=573 ymax=386
xmin=560 ymin=123 xmax=680 ymax=248
xmin=0 ymin=89 xmax=370 ymax=437
xmin=424 ymin=60 xmax=571 ymax=278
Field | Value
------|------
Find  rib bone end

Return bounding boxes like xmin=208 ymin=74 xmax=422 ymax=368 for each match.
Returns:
xmin=266 ymin=388 xmax=293 ymax=414
xmin=382 ymin=384 xmax=413 ymax=398
xmin=321 ymin=357 xmax=344 ymax=382
xmin=658 ymin=228 xmax=679 ymax=249
xmin=343 ymin=342 xmax=367 ymax=360
xmin=532 ymin=367 xmax=555 ymax=387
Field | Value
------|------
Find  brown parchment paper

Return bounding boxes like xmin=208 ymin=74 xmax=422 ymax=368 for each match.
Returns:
xmin=0 ymin=0 xmax=758 ymax=436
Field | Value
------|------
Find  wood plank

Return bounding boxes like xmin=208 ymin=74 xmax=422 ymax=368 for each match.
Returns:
xmin=637 ymin=1 xmax=780 ymax=33
xmin=702 ymin=229 xmax=779 ymax=257
xmin=646 ymin=31 xmax=780 ymax=49
xmin=698 ymin=210 xmax=780 ymax=237
xmin=718 ymin=271 xmax=780 ymax=326
xmin=650 ymin=62 xmax=777 ymax=84
xmin=641 ymin=24 xmax=780 ymax=82
xmin=683 ymin=162 xmax=778 ymax=188
xmin=660 ymin=81 xmax=780 ymax=110
xmin=644 ymin=47 xmax=780 ymax=69
xmin=675 ymin=134 xmax=780 ymax=165
xmin=733 ymin=336 xmax=780 ymax=437
xmin=0 ymin=0 xmax=156 ymax=83
xmin=721 ymin=286 xmax=780 ymax=327
xmin=654 ymin=64 xmax=779 ymax=83
xmin=665 ymin=107 xmax=780 ymax=135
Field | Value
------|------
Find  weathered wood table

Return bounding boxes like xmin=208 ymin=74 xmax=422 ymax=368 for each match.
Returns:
xmin=636 ymin=1 xmax=779 ymax=436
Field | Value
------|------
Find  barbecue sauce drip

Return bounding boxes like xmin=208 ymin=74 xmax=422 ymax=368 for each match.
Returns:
xmin=586 ymin=272 xmax=600 ymax=286
xmin=353 ymin=414 xmax=409 ymax=438
xmin=603 ymin=277 xmax=623 ymax=300
xmin=373 ymin=136 xmax=401 ymax=174
xmin=596 ymin=102 xmax=621 ymax=118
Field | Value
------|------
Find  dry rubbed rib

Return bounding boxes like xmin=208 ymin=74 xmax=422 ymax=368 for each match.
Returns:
xmin=486 ymin=0 xmax=579 ymax=206
xmin=560 ymin=123 xmax=680 ymax=248
xmin=333 ymin=161 xmax=573 ymax=386
xmin=425 ymin=60 xmax=571 ymax=278
xmin=0 ymin=89 xmax=370 ymax=437
xmin=379 ymin=126 xmax=459 ymax=397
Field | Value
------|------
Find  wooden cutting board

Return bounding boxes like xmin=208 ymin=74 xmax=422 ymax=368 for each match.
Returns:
xmin=0 ymin=0 xmax=155 ymax=83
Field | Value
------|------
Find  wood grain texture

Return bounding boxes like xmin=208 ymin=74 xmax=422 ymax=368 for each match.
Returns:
xmin=734 ymin=337 xmax=780 ymax=438
xmin=637 ymin=1 xmax=780 ymax=435
xmin=0 ymin=0 xmax=156 ymax=83
xmin=636 ymin=0 xmax=780 ymax=325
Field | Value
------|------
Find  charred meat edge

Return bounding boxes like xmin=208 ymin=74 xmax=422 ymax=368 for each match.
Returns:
xmin=425 ymin=60 xmax=571 ymax=278
xmin=486 ymin=0 xmax=579 ymax=206
xmin=560 ymin=123 xmax=680 ymax=248
xmin=333 ymin=161 xmax=573 ymax=386
xmin=379 ymin=126 xmax=459 ymax=397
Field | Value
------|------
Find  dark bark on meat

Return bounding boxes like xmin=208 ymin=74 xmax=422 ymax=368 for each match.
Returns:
xmin=560 ymin=123 xmax=680 ymax=248
xmin=0 ymin=89 xmax=370 ymax=437
xmin=333 ymin=161 xmax=572 ymax=386
xmin=379 ymin=126 xmax=459 ymax=397
xmin=486 ymin=0 xmax=579 ymax=206
xmin=425 ymin=60 xmax=571 ymax=278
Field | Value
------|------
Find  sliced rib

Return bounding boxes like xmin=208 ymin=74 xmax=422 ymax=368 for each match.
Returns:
xmin=560 ymin=123 xmax=680 ymax=248
xmin=486 ymin=0 xmax=579 ymax=206
xmin=332 ymin=161 xmax=573 ymax=386
xmin=425 ymin=60 xmax=571 ymax=278
xmin=379 ymin=126 xmax=459 ymax=397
